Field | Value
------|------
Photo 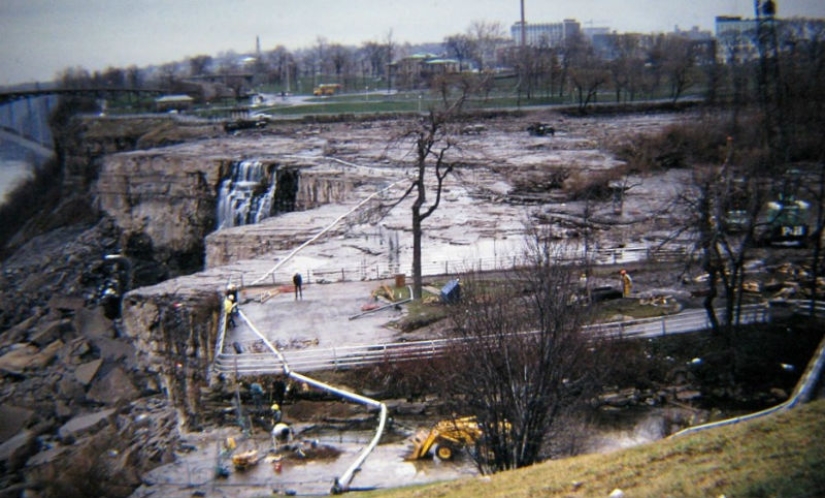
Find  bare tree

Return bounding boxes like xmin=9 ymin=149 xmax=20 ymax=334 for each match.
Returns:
xmin=467 ymin=20 xmax=508 ymax=72
xmin=58 ymin=66 xmax=92 ymax=89
xmin=328 ymin=43 xmax=353 ymax=85
xmin=443 ymin=34 xmax=477 ymax=72
xmin=682 ymin=138 xmax=768 ymax=348
xmin=567 ymin=40 xmax=609 ymax=113
xmin=386 ymin=97 xmax=466 ymax=299
xmin=264 ymin=45 xmax=295 ymax=89
xmin=662 ymin=36 xmax=698 ymax=103
xmin=439 ymin=235 xmax=598 ymax=473
xmin=188 ymin=55 xmax=213 ymax=78
xmin=384 ymin=29 xmax=395 ymax=93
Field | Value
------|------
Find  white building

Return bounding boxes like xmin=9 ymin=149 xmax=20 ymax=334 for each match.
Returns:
xmin=510 ymin=19 xmax=581 ymax=47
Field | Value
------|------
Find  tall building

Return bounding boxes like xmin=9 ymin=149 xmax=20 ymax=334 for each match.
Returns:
xmin=715 ymin=16 xmax=760 ymax=61
xmin=511 ymin=19 xmax=581 ymax=47
xmin=714 ymin=15 xmax=825 ymax=62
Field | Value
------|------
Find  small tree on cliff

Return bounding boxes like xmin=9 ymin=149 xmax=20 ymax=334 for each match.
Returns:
xmin=390 ymin=97 xmax=466 ymax=299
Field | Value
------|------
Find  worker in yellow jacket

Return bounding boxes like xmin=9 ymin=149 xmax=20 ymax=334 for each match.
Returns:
xmin=620 ymin=269 xmax=633 ymax=298
xmin=224 ymin=294 xmax=238 ymax=328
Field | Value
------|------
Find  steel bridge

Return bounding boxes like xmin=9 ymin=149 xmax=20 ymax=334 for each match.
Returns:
xmin=0 ymin=87 xmax=165 ymax=106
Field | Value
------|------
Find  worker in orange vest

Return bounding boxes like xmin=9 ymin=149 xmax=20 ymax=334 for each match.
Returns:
xmin=620 ymin=269 xmax=633 ymax=298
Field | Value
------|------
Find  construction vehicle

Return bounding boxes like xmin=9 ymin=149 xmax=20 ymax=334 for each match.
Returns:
xmin=231 ymin=449 xmax=260 ymax=470
xmin=313 ymin=83 xmax=341 ymax=96
xmin=409 ymin=416 xmax=482 ymax=460
xmin=527 ymin=122 xmax=555 ymax=137
xmin=407 ymin=415 xmax=514 ymax=461
xmin=761 ymin=193 xmax=810 ymax=247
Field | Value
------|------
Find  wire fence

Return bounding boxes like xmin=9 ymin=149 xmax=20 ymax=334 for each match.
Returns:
xmin=229 ymin=244 xmax=694 ymax=290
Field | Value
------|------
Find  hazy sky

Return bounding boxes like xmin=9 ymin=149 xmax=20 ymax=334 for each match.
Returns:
xmin=2 ymin=0 xmax=824 ymax=86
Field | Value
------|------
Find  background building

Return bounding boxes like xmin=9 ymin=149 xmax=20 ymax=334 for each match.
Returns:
xmin=511 ymin=19 xmax=581 ymax=47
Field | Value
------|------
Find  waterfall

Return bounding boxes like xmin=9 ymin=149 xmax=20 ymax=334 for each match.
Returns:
xmin=216 ymin=160 xmax=277 ymax=229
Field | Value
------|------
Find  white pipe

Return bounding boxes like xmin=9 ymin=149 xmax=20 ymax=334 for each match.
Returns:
xmin=235 ymin=308 xmax=388 ymax=494
xmin=250 ymin=181 xmax=399 ymax=287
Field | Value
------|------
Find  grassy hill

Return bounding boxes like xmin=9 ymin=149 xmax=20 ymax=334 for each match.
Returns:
xmin=355 ymin=399 xmax=825 ymax=498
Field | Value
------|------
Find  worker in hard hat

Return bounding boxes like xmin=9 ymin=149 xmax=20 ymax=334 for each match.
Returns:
xmin=226 ymin=283 xmax=238 ymax=302
xmin=271 ymin=403 xmax=282 ymax=424
xmin=272 ymin=422 xmax=293 ymax=445
xmin=620 ymin=269 xmax=633 ymax=298
xmin=224 ymin=294 xmax=238 ymax=329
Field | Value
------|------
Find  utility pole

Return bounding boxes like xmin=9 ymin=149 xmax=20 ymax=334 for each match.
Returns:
xmin=517 ymin=0 xmax=527 ymax=105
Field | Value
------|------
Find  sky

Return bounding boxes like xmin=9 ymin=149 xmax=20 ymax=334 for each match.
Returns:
xmin=2 ymin=0 xmax=824 ymax=86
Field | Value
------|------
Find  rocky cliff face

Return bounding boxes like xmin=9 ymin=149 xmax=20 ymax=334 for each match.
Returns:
xmin=95 ymin=150 xmax=224 ymax=275
xmin=120 ymin=286 xmax=221 ymax=429
xmin=0 ymin=115 xmax=387 ymax=496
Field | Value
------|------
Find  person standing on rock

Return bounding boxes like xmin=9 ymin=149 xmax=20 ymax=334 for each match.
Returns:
xmin=293 ymin=273 xmax=303 ymax=300
xmin=224 ymin=294 xmax=238 ymax=328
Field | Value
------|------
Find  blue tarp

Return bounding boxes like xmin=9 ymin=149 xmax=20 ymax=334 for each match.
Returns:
xmin=440 ymin=279 xmax=461 ymax=304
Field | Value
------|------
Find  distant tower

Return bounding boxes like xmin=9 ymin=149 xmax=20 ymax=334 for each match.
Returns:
xmin=256 ymin=36 xmax=261 ymax=58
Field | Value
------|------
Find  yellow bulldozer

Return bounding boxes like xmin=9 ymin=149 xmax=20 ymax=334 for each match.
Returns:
xmin=408 ymin=416 xmax=487 ymax=461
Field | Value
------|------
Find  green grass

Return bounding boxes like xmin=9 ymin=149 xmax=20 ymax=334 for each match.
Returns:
xmin=354 ymin=399 xmax=825 ymax=498
xmin=264 ymin=99 xmax=421 ymax=115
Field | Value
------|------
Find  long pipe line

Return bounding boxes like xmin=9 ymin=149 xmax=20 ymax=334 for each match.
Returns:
xmin=236 ymin=308 xmax=388 ymax=494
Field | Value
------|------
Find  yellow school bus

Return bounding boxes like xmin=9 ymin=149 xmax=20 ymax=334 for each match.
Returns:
xmin=313 ymin=83 xmax=341 ymax=96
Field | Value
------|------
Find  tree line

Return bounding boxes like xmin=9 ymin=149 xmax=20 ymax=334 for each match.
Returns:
xmin=50 ymin=18 xmax=822 ymax=110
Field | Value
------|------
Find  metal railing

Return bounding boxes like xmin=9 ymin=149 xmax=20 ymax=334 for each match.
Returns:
xmin=214 ymin=304 xmax=771 ymax=376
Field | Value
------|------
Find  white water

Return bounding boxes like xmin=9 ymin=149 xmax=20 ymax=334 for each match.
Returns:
xmin=216 ymin=160 xmax=277 ymax=229
xmin=0 ymin=157 xmax=33 ymax=204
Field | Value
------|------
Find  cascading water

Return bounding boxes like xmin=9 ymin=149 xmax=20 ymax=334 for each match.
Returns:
xmin=216 ymin=160 xmax=277 ymax=229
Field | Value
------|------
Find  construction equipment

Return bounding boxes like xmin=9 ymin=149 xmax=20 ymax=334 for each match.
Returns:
xmin=762 ymin=194 xmax=810 ymax=247
xmin=408 ymin=416 xmax=485 ymax=461
xmin=231 ymin=449 xmax=260 ymax=470
xmin=527 ymin=122 xmax=555 ymax=137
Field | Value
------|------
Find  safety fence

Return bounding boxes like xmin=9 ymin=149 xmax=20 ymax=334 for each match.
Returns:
xmin=214 ymin=303 xmax=771 ymax=377
xmin=225 ymin=243 xmax=693 ymax=290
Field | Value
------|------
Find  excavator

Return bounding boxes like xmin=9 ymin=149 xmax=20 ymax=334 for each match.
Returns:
xmin=408 ymin=416 xmax=511 ymax=461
